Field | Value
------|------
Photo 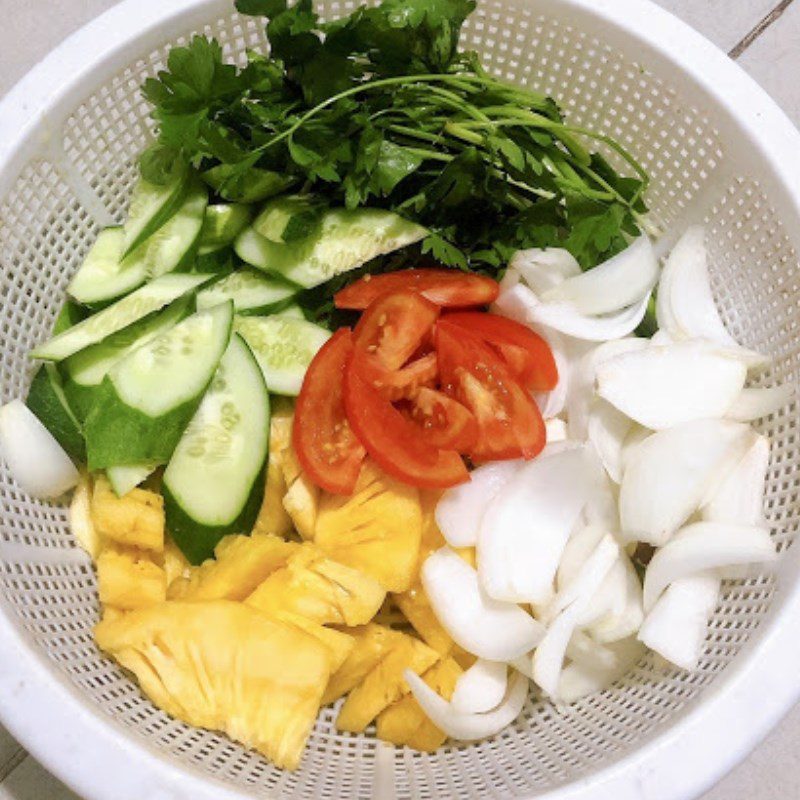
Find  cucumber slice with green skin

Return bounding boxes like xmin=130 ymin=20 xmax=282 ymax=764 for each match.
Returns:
xmin=194 ymin=247 xmax=235 ymax=275
xmin=196 ymin=269 xmax=298 ymax=316
xmin=52 ymin=301 xmax=89 ymax=335
xmin=273 ymin=304 xmax=304 ymax=320
xmin=26 ymin=363 xmax=85 ymax=463
xmin=62 ymin=297 xmax=193 ymax=421
xmin=252 ymin=196 xmax=321 ymax=243
xmin=84 ymin=301 xmax=234 ymax=469
xmin=234 ymin=314 xmax=330 ymax=396
xmin=234 ymin=208 xmax=427 ymax=289
xmin=164 ymin=333 xmax=270 ymax=564
xmin=67 ymin=228 xmax=147 ymax=307
xmin=199 ymin=204 xmax=251 ymax=251
xmin=202 ymin=164 xmax=294 ymax=203
xmin=32 ymin=273 xmax=212 ymax=362
xmin=122 ymin=172 xmax=188 ymax=257
xmin=107 ymin=462 xmax=158 ymax=496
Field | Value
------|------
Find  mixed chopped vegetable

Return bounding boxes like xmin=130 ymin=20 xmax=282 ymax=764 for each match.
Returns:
xmin=0 ymin=0 xmax=793 ymax=776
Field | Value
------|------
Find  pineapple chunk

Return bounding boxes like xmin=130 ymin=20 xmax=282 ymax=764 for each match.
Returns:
xmin=91 ymin=476 xmax=164 ymax=553
xmin=162 ymin=536 xmax=191 ymax=590
xmin=322 ymin=624 xmax=402 ymax=705
xmin=70 ymin=473 xmax=102 ymax=560
xmin=335 ymin=632 xmax=438 ymax=733
xmin=95 ymin=600 xmax=330 ymax=771
xmin=97 ymin=547 xmax=166 ymax=611
xmin=272 ymin=611 xmax=354 ymax=673
xmin=283 ymin=473 xmax=319 ymax=541
xmin=315 ymin=461 xmax=422 ymax=592
xmin=252 ymin=415 xmax=294 ymax=537
xmin=394 ymin=588 xmax=453 ymax=655
xmin=376 ymin=657 xmax=462 ymax=752
xmin=247 ymin=544 xmax=385 ymax=626
xmin=171 ymin=534 xmax=298 ymax=601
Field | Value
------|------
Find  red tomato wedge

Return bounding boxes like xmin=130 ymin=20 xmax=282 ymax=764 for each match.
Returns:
xmin=371 ymin=352 xmax=439 ymax=402
xmin=335 ymin=269 xmax=500 ymax=310
xmin=401 ymin=387 xmax=478 ymax=452
xmin=436 ymin=320 xmax=546 ymax=462
xmin=442 ymin=312 xmax=558 ymax=392
xmin=343 ymin=360 xmax=469 ymax=489
xmin=293 ymin=329 xmax=366 ymax=495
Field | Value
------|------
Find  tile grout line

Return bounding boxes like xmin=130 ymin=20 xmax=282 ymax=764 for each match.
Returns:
xmin=0 ymin=746 xmax=27 ymax=784
xmin=728 ymin=0 xmax=796 ymax=59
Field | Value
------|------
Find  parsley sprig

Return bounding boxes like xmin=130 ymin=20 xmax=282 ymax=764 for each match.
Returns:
xmin=140 ymin=0 xmax=648 ymax=271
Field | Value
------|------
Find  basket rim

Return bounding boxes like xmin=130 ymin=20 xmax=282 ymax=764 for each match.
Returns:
xmin=1 ymin=1 xmax=800 ymax=798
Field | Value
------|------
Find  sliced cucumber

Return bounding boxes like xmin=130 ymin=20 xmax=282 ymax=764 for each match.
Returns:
xmin=107 ymin=463 xmax=158 ymax=496
xmin=234 ymin=314 xmax=330 ymax=395
xmin=122 ymin=172 xmax=187 ymax=257
xmin=32 ymin=273 xmax=211 ymax=361
xmin=84 ymin=301 xmax=233 ymax=469
xmin=68 ymin=227 xmax=147 ymax=307
xmin=164 ymin=334 xmax=270 ymax=564
xmin=252 ymin=195 xmax=320 ymax=243
xmin=199 ymin=204 xmax=251 ymax=251
xmin=62 ymin=297 xmax=193 ymax=421
xmin=274 ymin=304 xmax=304 ymax=320
xmin=202 ymin=164 xmax=293 ymax=203
xmin=235 ymin=207 xmax=426 ymax=288
xmin=194 ymin=247 xmax=235 ymax=275
xmin=26 ymin=363 xmax=85 ymax=463
xmin=196 ymin=269 xmax=298 ymax=315
xmin=53 ymin=300 xmax=89 ymax=335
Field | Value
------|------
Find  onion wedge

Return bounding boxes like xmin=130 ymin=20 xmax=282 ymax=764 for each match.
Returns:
xmin=435 ymin=461 xmax=522 ymax=548
xmin=558 ymin=636 xmax=646 ymax=703
xmin=727 ymin=384 xmax=794 ymax=422
xmin=422 ymin=547 xmax=544 ymax=661
xmin=451 ymin=660 xmax=508 ymax=714
xmin=0 ymin=399 xmax=80 ymax=498
xmin=545 ymin=417 xmax=569 ymax=443
xmin=642 ymin=522 xmax=777 ymax=611
xmin=509 ymin=247 xmax=581 ymax=293
xmin=543 ymin=237 xmax=659 ymax=315
xmin=597 ymin=341 xmax=747 ymax=430
xmin=404 ymin=668 xmax=529 ymax=742
xmin=619 ymin=419 xmax=752 ymax=545
xmin=588 ymin=399 xmax=634 ymax=484
xmin=638 ymin=571 xmax=720 ymax=670
xmin=478 ymin=446 xmax=599 ymax=604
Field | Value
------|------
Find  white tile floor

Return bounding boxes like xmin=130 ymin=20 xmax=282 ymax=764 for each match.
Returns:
xmin=1 ymin=0 xmax=799 ymax=798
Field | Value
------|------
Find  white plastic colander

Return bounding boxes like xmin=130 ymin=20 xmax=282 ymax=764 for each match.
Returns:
xmin=1 ymin=1 xmax=799 ymax=798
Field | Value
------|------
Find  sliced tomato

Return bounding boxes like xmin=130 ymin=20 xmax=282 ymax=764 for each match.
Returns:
xmin=442 ymin=311 xmax=558 ymax=391
xmin=372 ymin=352 xmax=439 ymax=402
xmin=293 ymin=328 xmax=366 ymax=495
xmin=343 ymin=359 xmax=469 ymax=489
xmin=401 ymin=387 xmax=478 ymax=452
xmin=335 ymin=269 xmax=500 ymax=310
xmin=436 ymin=320 xmax=546 ymax=462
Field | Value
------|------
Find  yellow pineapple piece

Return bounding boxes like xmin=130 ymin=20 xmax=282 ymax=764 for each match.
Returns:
xmin=322 ymin=624 xmax=402 ymax=705
xmin=97 ymin=547 xmax=166 ymax=611
xmin=273 ymin=611 xmax=354 ymax=673
xmin=91 ymin=475 xmax=164 ymax=553
xmin=376 ymin=657 xmax=462 ymax=752
xmin=162 ymin=536 xmax=191 ymax=590
xmin=252 ymin=415 xmax=294 ymax=537
xmin=70 ymin=473 xmax=103 ymax=560
xmin=335 ymin=632 xmax=439 ymax=733
xmin=315 ymin=461 xmax=422 ymax=592
xmin=247 ymin=544 xmax=385 ymax=626
xmin=94 ymin=600 xmax=330 ymax=771
xmin=171 ymin=534 xmax=298 ymax=601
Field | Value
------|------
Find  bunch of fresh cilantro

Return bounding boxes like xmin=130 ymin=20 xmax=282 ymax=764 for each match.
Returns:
xmin=140 ymin=0 xmax=648 ymax=273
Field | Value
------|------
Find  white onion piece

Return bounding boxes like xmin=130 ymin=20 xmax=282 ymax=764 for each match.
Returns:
xmin=567 ymin=337 xmax=648 ymax=440
xmin=509 ymin=633 xmax=617 ymax=679
xmin=529 ymin=292 xmax=652 ymax=342
xmin=532 ymin=534 xmax=619 ymax=698
xmin=451 ymin=660 xmax=508 ymax=714
xmin=642 ymin=522 xmax=777 ymax=611
xmin=650 ymin=329 xmax=675 ymax=346
xmin=704 ymin=434 xmax=768 ymax=527
xmin=509 ymin=247 xmax=581 ymax=294
xmin=559 ymin=637 xmax=646 ymax=703
xmin=422 ymin=547 xmax=544 ymax=661
xmin=619 ymin=425 xmax=650 ymax=476
xmin=0 ymin=400 xmax=79 ymax=498
xmin=597 ymin=341 xmax=747 ymax=430
xmin=535 ymin=329 xmax=570 ymax=418
xmin=619 ymin=419 xmax=751 ymax=546
xmin=588 ymin=399 xmax=634 ymax=484
xmin=478 ymin=446 xmax=598 ymax=604
xmin=544 ymin=417 xmax=568 ymax=443
xmin=492 ymin=283 xmax=540 ymax=327
xmin=582 ymin=473 xmax=621 ymax=531
xmin=727 ymin=384 xmax=794 ymax=422
xmin=435 ymin=461 xmax=522 ymax=548
xmin=543 ymin=237 xmax=659 ymax=315
xmin=69 ymin=474 xmax=102 ymax=559
xmin=638 ymin=571 xmax=720 ymax=670
xmin=404 ymin=668 xmax=529 ymax=742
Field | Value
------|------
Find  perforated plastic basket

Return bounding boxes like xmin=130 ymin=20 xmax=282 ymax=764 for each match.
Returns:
xmin=1 ymin=1 xmax=800 ymax=798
